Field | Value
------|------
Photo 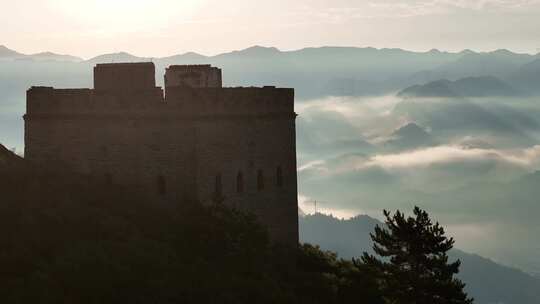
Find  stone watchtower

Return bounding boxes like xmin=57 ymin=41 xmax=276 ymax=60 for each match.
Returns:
xmin=24 ymin=62 xmax=298 ymax=246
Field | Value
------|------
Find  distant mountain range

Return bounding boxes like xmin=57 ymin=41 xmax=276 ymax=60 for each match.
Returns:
xmin=410 ymin=50 xmax=535 ymax=81
xmin=1 ymin=44 xmax=539 ymax=98
xmin=300 ymin=213 xmax=540 ymax=304
xmin=0 ymin=45 xmax=24 ymax=58
xmin=0 ymin=45 xmax=82 ymax=62
xmin=382 ymin=122 xmax=437 ymax=151
xmin=1 ymin=43 xmax=540 ymax=150
xmin=86 ymin=52 xmax=148 ymax=64
xmin=508 ymin=58 xmax=540 ymax=95
xmin=398 ymin=76 xmax=521 ymax=98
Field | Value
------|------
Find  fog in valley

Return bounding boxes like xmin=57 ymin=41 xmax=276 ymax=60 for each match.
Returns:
xmin=297 ymin=94 xmax=540 ymax=274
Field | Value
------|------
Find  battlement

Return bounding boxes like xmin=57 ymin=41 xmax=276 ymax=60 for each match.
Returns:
xmin=165 ymin=64 xmax=222 ymax=89
xmin=26 ymin=63 xmax=294 ymax=117
xmin=94 ymin=62 xmax=156 ymax=91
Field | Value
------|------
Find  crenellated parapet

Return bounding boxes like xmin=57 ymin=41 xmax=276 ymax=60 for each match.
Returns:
xmin=26 ymin=63 xmax=294 ymax=119
xmin=94 ymin=62 xmax=156 ymax=91
xmin=165 ymin=64 xmax=222 ymax=89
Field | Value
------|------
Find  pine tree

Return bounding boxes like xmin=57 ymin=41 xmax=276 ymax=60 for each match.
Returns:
xmin=360 ymin=207 xmax=473 ymax=304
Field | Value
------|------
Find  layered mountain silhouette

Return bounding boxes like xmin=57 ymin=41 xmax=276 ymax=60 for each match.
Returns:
xmin=410 ymin=50 xmax=535 ymax=82
xmin=27 ymin=52 xmax=82 ymax=62
xmin=0 ymin=45 xmax=82 ymax=62
xmin=300 ymin=213 xmax=540 ymax=304
xmin=508 ymin=58 xmax=540 ymax=94
xmin=0 ymin=45 xmax=24 ymax=59
xmin=87 ymin=52 xmax=149 ymax=64
xmin=398 ymin=76 xmax=520 ymax=98
xmin=1 ymin=44 xmax=539 ymax=99
xmin=383 ymin=122 xmax=437 ymax=151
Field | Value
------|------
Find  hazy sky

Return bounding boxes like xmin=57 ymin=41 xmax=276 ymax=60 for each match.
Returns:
xmin=2 ymin=0 xmax=540 ymax=58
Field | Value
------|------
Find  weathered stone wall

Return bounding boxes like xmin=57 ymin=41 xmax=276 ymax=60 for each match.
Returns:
xmin=24 ymin=63 xmax=298 ymax=247
xmin=94 ymin=62 xmax=156 ymax=91
xmin=165 ymin=65 xmax=222 ymax=89
xmin=164 ymin=86 xmax=294 ymax=119
xmin=26 ymin=120 xmax=196 ymax=200
xmin=194 ymin=115 xmax=298 ymax=245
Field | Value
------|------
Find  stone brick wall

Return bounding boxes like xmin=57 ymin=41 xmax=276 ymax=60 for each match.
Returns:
xmin=165 ymin=65 xmax=222 ymax=89
xmin=94 ymin=62 xmax=156 ymax=91
xmin=193 ymin=115 xmax=298 ymax=245
xmin=24 ymin=63 xmax=298 ymax=247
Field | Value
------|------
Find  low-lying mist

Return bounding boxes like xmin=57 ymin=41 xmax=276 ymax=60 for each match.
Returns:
xmin=296 ymin=95 xmax=540 ymax=274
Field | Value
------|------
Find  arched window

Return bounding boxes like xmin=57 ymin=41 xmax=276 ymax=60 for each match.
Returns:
xmin=215 ymin=173 xmax=223 ymax=197
xmin=276 ymin=166 xmax=283 ymax=188
xmin=236 ymin=171 xmax=244 ymax=194
xmin=257 ymin=169 xmax=265 ymax=191
xmin=157 ymin=175 xmax=166 ymax=196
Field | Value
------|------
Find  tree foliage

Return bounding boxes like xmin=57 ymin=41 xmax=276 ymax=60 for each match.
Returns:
xmin=361 ymin=207 xmax=474 ymax=304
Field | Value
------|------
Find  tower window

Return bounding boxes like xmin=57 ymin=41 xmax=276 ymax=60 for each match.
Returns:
xmin=158 ymin=175 xmax=166 ymax=196
xmin=215 ymin=173 xmax=223 ymax=197
xmin=276 ymin=166 xmax=283 ymax=188
xmin=236 ymin=171 xmax=244 ymax=194
xmin=257 ymin=170 xmax=265 ymax=191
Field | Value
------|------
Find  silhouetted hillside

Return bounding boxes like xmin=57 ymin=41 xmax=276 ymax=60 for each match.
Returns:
xmin=399 ymin=79 xmax=458 ymax=97
xmin=391 ymin=96 xmax=537 ymax=147
xmin=0 ymin=45 xmax=24 ymax=59
xmin=1 ymin=45 xmax=538 ymax=100
xmin=398 ymin=76 xmax=520 ymax=98
xmin=410 ymin=50 xmax=536 ymax=84
xmin=0 ymin=45 xmax=539 ymax=125
xmin=0 ymin=144 xmax=295 ymax=303
xmin=300 ymin=213 xmax=540 ymax=304
xmin=1 ymin=143 xmax=397 ymax=303
xmin=0 ymin=46 xmax=82 ymax=62
xmin=508 ymin=58 xmax=540 ymax=94
xmin=87 ymin=52 xmax=149 ymax=63
xmin=27 ymin=52 xmax=82 ymax=62
xmin=382 ymin=122 xmax=437 ymax=151
xmin=161 ymin=52 xmax=209 ymax=63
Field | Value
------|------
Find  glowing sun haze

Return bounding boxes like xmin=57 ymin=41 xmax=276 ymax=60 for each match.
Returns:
xmin=2 ymin=0 xmax=540 ymax=58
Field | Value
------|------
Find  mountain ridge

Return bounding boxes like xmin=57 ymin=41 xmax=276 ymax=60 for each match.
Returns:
xmin=0 ymin=45 xmax=83 ymax=61
xmin=398 ymin=76 xmax=521 ymax=98
xmin=0 ymin=45 xmax=24 ymax=58
xmin=2 ymin=44 xmax=539 ymax=62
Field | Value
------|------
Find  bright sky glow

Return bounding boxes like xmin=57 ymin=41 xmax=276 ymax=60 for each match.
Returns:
xmin=1 ymin=0 xmax=540 ymax=58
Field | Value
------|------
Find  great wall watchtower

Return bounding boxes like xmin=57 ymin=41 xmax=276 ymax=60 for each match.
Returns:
xmin=24 ymin=62 xmax=298 ymax=246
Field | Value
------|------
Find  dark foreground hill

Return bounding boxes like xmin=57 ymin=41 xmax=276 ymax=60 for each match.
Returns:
xmin=0 ymin=145 xmax=289 ymax=303
xmin=300 ymin=213 xmax=540 ymax=304
xmin=0 ymin=144 xmax=390 ymax=304
xmin=2 ymin=144 xmax=330 ymax=303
